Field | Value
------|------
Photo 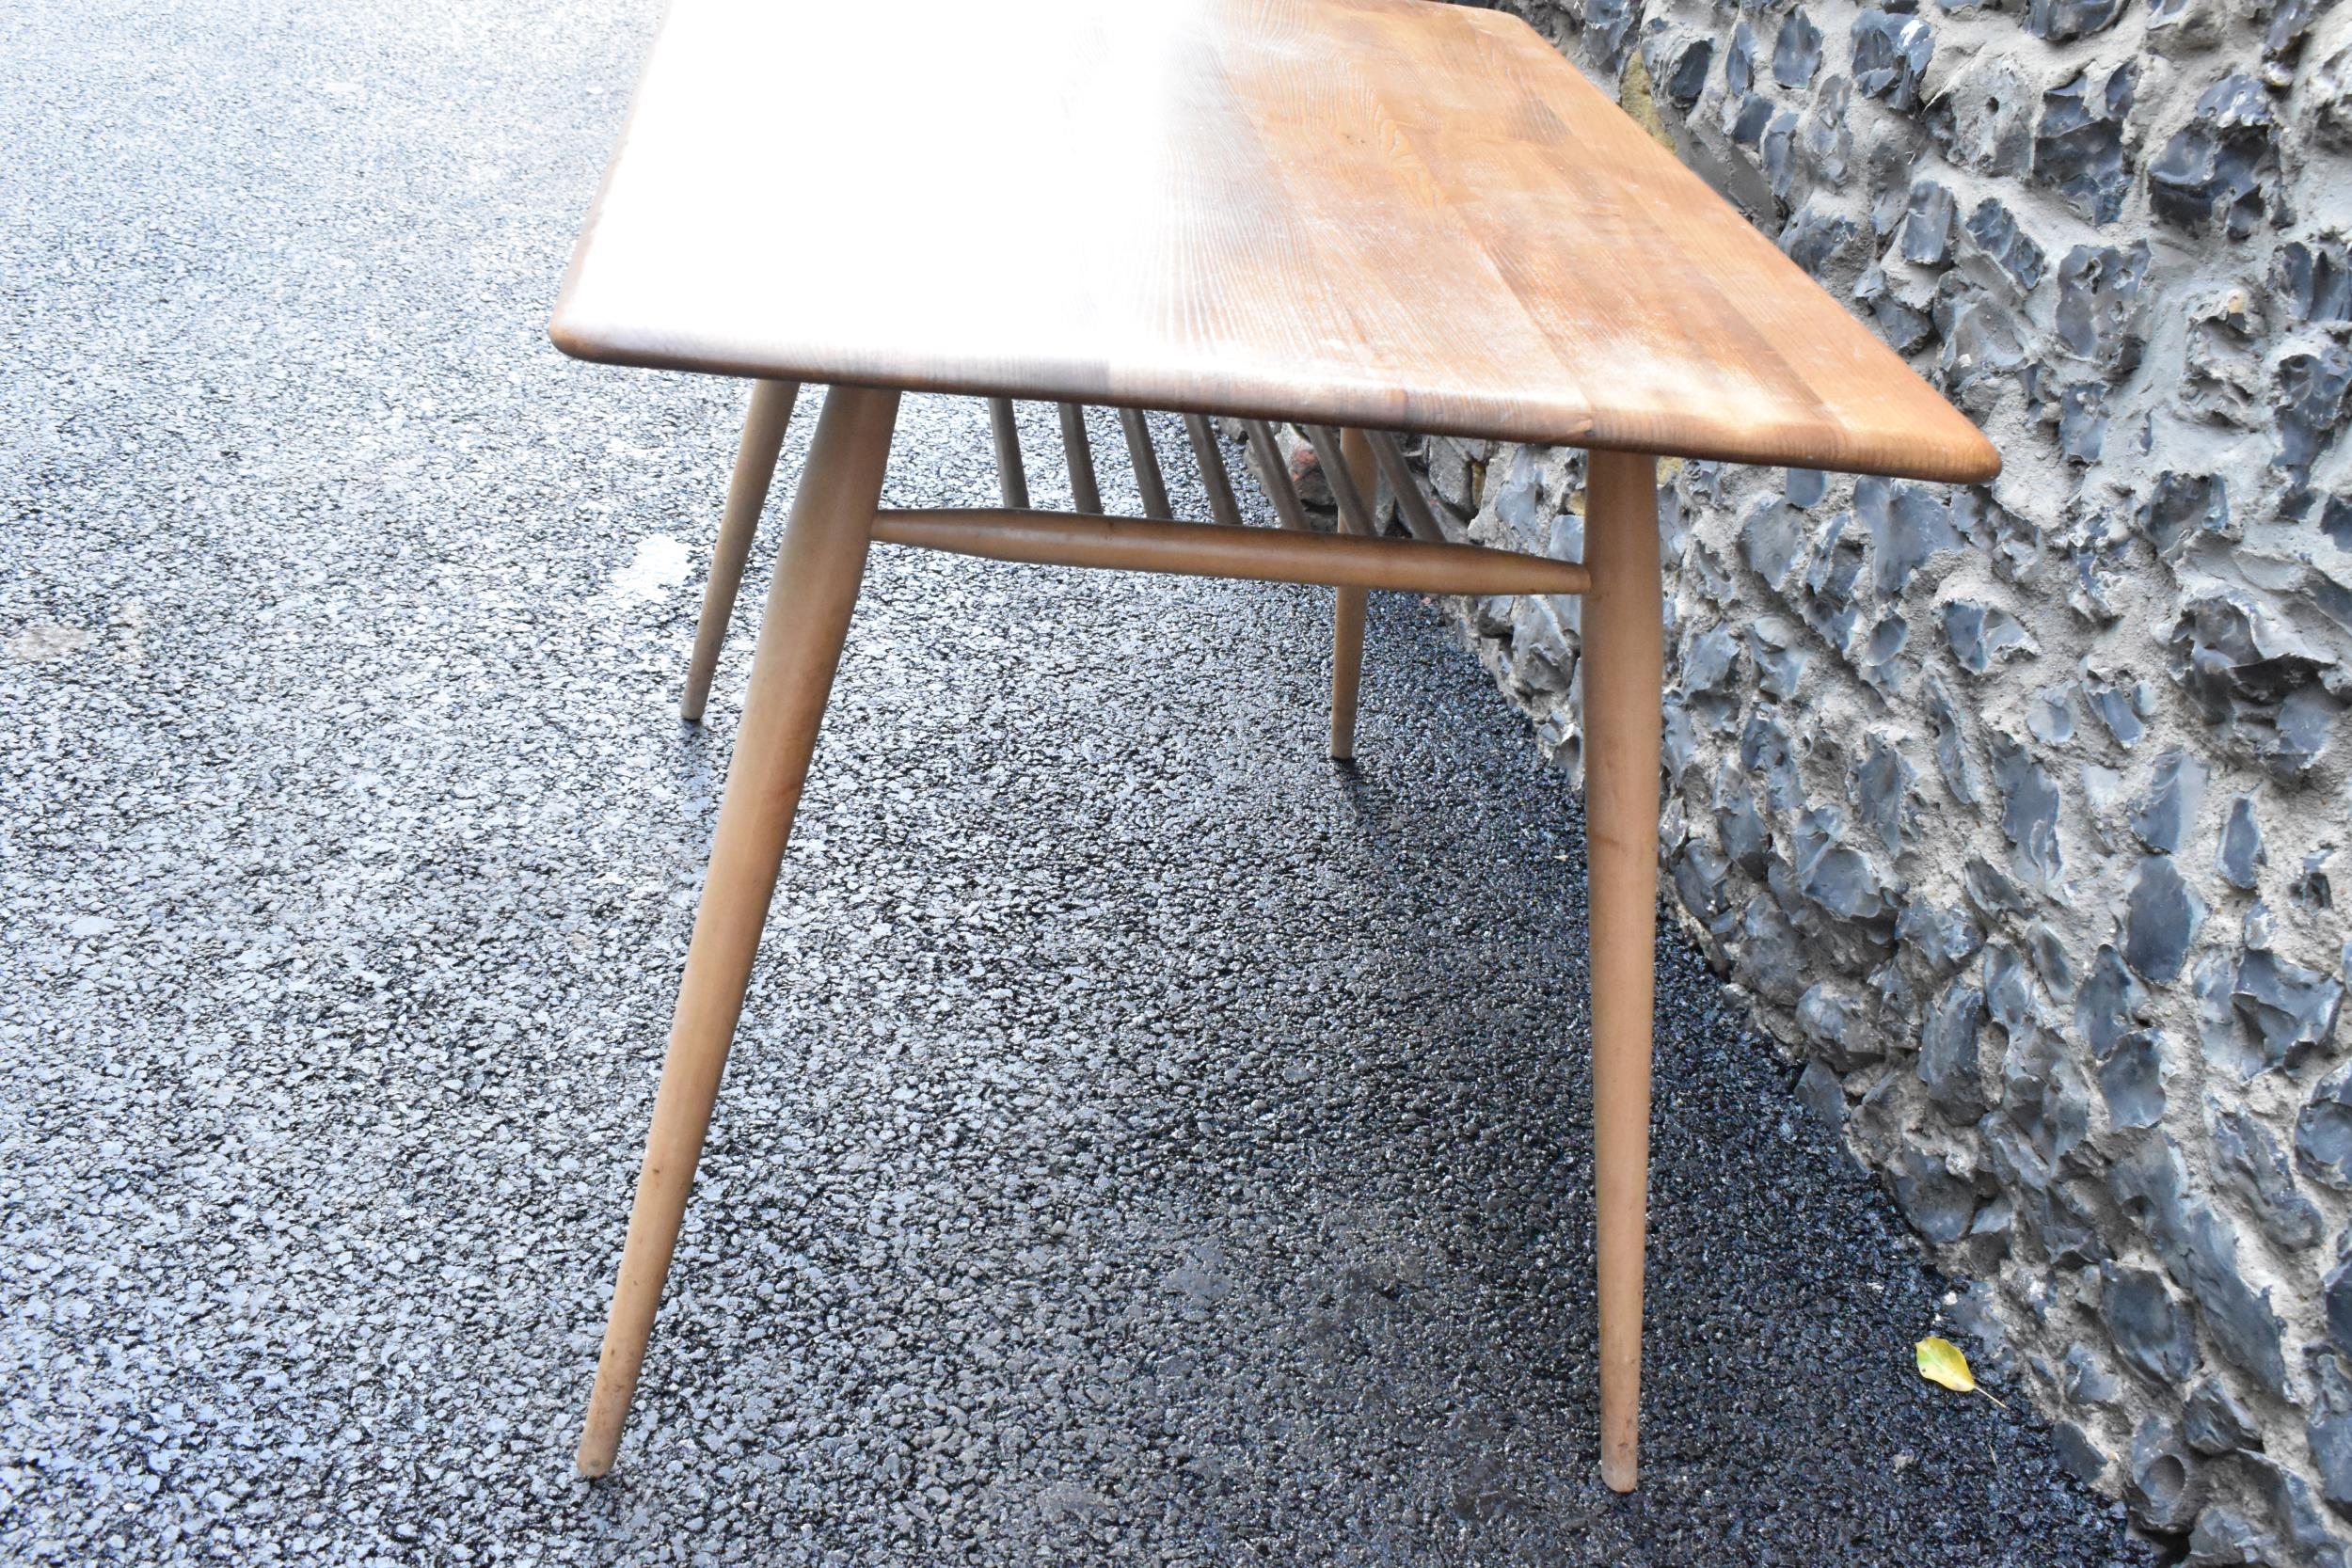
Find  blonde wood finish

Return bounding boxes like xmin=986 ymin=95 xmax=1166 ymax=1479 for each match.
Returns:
xmin=680 ymin=378 xmax=800 ymax=724
xmin=550 ymin=0 xmax=1997 ymax=483
xmin=987 ymin=397 xmax=1029 ymax=509
xmin=866 ymin=508 xmax=1592 ymax=594
xmin=1057 ymin=403 xmax=1103 ymax=515
xmin=1581 ymin=450 xmax=1663 ymax=1494
xmin=1369 ymin=432 xmax=1446 ymax=544
xmin=577 ymin=386 xmax=901 ymax=1480
xmin=1301 ymin=425 xmax=1379 ymax=763
xmin=1184 ymin=413 xmax=1246 ymax=528
xmin=1242 ymin=420 xmax=1310 ymax=531
xmin=1118 ymin=407 xmax=1175 ymax=521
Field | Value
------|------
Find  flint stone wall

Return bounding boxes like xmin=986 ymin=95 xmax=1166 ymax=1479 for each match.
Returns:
xmin=1323 ymin=0 xmax=2352 ymax=1555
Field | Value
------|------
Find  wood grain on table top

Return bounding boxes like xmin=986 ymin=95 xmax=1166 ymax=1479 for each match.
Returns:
xmin=550 ymin=0 xmax=1998 ymax=483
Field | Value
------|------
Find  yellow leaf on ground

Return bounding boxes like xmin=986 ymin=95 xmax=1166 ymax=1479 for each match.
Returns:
xmin=1915 ymin=1337 xmax=1977 ymax=1393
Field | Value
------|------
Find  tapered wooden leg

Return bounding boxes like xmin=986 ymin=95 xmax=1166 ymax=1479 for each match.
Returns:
xmin=681 ymin=379 xmax=802 ymax=723
xmin=1581 ymin=449 xmax=1662 ymax=1494
xmin=1118 ymin=407 xmax=1174 ymax=520
xmin=1305 ymin=426 xmax=1378 ymax=762
xmin=1183 ymin=413 xmax=1245 ymax=528
xmin=577 ymin=386 xmax=901 ymax=1480
xmin=987 ymin=397 xmax=1029 ymax=509
xmin=1057 ymin=403 xmax=1103 ymax=514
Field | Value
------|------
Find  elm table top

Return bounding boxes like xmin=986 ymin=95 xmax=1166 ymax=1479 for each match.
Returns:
xmin=551 ymin=0 xmax=1997 ymax=483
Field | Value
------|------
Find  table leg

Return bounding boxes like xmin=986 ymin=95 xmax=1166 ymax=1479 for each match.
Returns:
xmin=987 ymin=397 xmax=1029 ymax=510
xmin=1328 ymin=428 xmax=1376 ymax=762
xmin=577 ymin=385 xmax=900 ymax=1479
xmin=1057 ymin=403 xmax=1103 ymax=515
xmin=1580 ymin=449 xmax=1661 ymax=1493
xmin=681 ymin=379 xmax=801 ymax=724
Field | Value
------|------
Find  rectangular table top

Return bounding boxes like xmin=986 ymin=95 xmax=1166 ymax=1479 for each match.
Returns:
xmin=551 ymin=0 xmax=1997 ymax=483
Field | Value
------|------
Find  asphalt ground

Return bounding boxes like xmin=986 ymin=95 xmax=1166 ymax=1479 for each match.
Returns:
xmin=1 ymin=0 xmax=2151 ymax=1562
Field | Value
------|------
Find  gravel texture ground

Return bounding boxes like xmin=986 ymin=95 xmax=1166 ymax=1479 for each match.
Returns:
xmin=0 ymin=0 xmax=2158 ymax=1563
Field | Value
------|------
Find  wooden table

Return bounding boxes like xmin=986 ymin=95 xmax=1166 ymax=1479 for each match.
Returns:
xmin=551 ymin=0 xmax=1997 ymax=1493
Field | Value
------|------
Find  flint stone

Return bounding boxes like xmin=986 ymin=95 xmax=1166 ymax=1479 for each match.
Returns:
xmin=1858 ymin=263 xmax=1937 ymax=353
xmin=2235 ymin=946 xmax=2345 ymax=1070
xmin=2296 ymin=1062 xmax=2352 ymax=1190
xmin=1965 ymin=853 xmax=2031 ymax=918
xmin=1919 ymin=979 xmax=1990 ymax=1119
xmin=1738 ymin=895 xmax=1805 ymax=1005
xmin=1863 ymin=478 xmax=1963 ymax=596
xmin=2035 ymin=63 xmax=2137 ymax=225
xmin=2209 ymin=1101 xmax=2321 ymax=1250
xmin=2027 ymin=0 xmax=2126 ymax=40
xmin=1747 ymin=617 xmax=1807 ymax=701
xmin=2060 ymin=1340 xmax=2122 ymax=1405
xmin=2027 ymin=920 xmax=2076 ymax=1001
xmin=1982 ymin=1114 xmax=2107 ymax=1263
xmin=1741 ymin=498 xmax=1807 ymax=590
xmin=1679 ymin=623 xmax=1743 ymax=732
xmin=1645 ymin=30 xmax=1713 ymax=108
xmin=1851 ymin=10 xmax=1932 ymax=110
xmin=2099 ymin=1030 xmax=2168 ymax=1130
xmin=2126 ymin=1416 xmax=2206 ymax=1534
xmin=2280 ymin=237 xmax=2352 ymax=324
xmin=2217 ymin=794 xmax=2265 ymax=890
xmin=2243 ymin=1455 xmax=2352 ymax=1568
xmin=1889 ymin=1147 xmax=1976 ymax=1242
xmin=2106 ymin=1265 xmax=2198 ymax=1385
xmin=2295 ymin=851 xmax=2339 ymax=912
xmin=2309 ymin=1353 xmax=2352 ymax=1520
xmin=1926 ymin=53 xmax=2033 ymax=174
xmin=2028 ymin=685 xmax=2074 ymax=744
xmin=1794 ymin=1057 xmax=1845 ymax=1127
xmin=1982 ymin=942 xmax=2035 ymax=1033
xmin=1943 ymin=599 xmax=2036 ymax=673
xmin=1961 ymin=198 xmax=2047 ymax=294
xmin=2184 ymin=1505 xmax=2276 ymax=1565
xmin=2124 ymin=855 xmax=2208 ymax=985
xmin=1779 ymin=203 xmax=1856 ymax=277
xmin=2280 ymin=345 xmax=2352 ymax=478
xmin=2130 ymin=748 xmax=2210 ymax=854
xmin=2084 ymin=673 xmax=2147 ymax=748
xmin=2167 ymin=591 xmax=2341 ymax=777
xmin=1784 ymin=467 xmax=1827 ymax=507
xmin=2184 ymin=1378 xmax=2262 ymax=1455
xmin=1851 ymin=734 xmax=1916 ymax=855
xmin=2053 ymin=1421 xmax=2109 ymax=1484
xmin=1801 ymin=75 xmax=1851 ymax=185
xmin=2057 ymin=382 xmax=2108 ymax=462
xmin=2149 ymin=75 xmax=2278 ymax=238
xmin=1772 ymin=8 xmax=1822 ymax=86
xmin=1792 ymin=807 xmax=1891 ymax=922
xmin=1740 ymin=707 xmax=1803 ymax=814
xmin=2054 ymin=243 xmax=2150 ymax=369
xmin=1897 ymin=900 xmax=1983 ymax=974
xmin=1582 ymin=0 xmax=1641 ymax=71
xmin=1933 ymin=276 xmax=2027 ymax=394
xmin=2079 ymin=942 xmax=2148 ymax=1054
xmin=2195 ymin=951 xmax=2273 ymax=1082
xmin=1714 ymin=766 xmax=1771 ymax=871
xmin=2329 ymin=1252 xmax=2352 ymax=1356
xmin=2137 ymin=472 xmax=2232 ymax=559
xmin=1988 ymin=732 xmax=2062 ymax=889
xmin=1798 ymin=981 xmax=1883 ymax=1070
xmin=2109 ymin=1138 xmax=2288 ymax=1399
xmin=1900 ymin=182 xmax=1957 ymax=265
xmin=1673 ymin=840 xmax=1735 ymax=934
